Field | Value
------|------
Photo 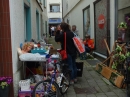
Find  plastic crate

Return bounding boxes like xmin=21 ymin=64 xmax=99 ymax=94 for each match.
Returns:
xmin=18 ymin=86 xmax=44 ymax=97
xmin=18 ymin=90 xmax=32 ymax=97
xmin=31 ymin=48 xmax=46 ymax=55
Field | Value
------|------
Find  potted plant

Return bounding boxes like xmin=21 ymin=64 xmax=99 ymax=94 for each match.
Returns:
xmin=118 ymin=22 xmax=127 ymax=30
xmin=0 ymin=77 xmax=13 ymax=97
xmin=112 ymin=45 xmax=126 ymax=72
xmin=117 ymin=22 xmax=127 ymax=42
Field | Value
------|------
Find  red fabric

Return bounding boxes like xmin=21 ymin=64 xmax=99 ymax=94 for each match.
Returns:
xmin=59 ymin=32 xmax=67 ymax=60
xmin=59 ymin=50 xmax=67 ymax=60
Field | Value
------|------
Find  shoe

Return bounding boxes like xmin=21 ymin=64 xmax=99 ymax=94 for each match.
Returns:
xmin=70 ymin=80 xmax=74 ymax=85
xmin=74 ymin=79 xmax=77 ymax=83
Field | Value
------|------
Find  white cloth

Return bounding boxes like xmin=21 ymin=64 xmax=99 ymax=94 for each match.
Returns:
xmin=19 ymin=53 xmax=46 ymax=61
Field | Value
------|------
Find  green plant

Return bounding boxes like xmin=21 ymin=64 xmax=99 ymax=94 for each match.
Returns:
xmin=118 ymin=22 xmax=127 ymax=29
xmin=0 ymin=77 xmax=13 ymax=89
xmin=112 ymin=45 xmax=126 ymax=70
xmin=115 ymin=45 xmax=122 ymax=53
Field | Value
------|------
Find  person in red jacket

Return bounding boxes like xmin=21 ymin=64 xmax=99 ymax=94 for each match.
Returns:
xmin=84 ymin=35 xmax=94 ymax=53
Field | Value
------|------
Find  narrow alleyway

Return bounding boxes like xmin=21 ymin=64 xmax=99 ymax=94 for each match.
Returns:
xmin=49 ymin=37 xmax=126 ymax=97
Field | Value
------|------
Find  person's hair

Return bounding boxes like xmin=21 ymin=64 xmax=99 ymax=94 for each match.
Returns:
xmin=22 ymin=42 xmax=33 ymax=51
xmin=60 ymin=22 xmax=70 ymax=32
xmin=56 ymin=25 xmax=61 ymax=31
xmin=85 ymin=35 xmax=90 ymax=38
xmin=72 ymin=25 xmax=76 ymax=28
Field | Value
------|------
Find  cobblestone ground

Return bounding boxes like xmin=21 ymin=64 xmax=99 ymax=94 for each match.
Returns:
xmin=49 ymin=37 xmax=126 ymax=97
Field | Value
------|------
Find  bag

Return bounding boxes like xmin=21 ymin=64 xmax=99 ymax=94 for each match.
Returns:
xmin=59 ymin=32 xmax=67 ymax=60
xmin=76 ymin=62 xmax=83 ymax=77
xmin=73 ymin=36 xmax=85 ymax=53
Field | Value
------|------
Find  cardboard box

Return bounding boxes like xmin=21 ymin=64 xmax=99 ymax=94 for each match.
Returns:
xmin=109 ymin=72 xmax=124 ymax=88
xmin=95 ymin=64 xmax=106 ymax=73
xmin=101 ymin=66 xmax=115 ymax=80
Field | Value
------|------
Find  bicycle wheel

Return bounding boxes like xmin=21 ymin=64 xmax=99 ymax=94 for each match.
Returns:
xmin=60 ymin=72 xmax=70 ymax=94
xmin=32 ymin=79 xmax=61 ymax=97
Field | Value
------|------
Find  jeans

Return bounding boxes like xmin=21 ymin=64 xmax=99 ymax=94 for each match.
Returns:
xmin=67 ymin=54 xmax=77 ymax=80
xmin=85 ymin=46 xmax=91 ymax=53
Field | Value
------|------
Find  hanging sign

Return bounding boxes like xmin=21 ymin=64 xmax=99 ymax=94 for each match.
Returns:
xmin=98 ymin=14 xmax=105 ymax=29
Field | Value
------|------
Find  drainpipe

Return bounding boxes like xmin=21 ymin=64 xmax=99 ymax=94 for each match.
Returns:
xmin=106 ymin=0 xmax=110 ymax=65
xmin=115 ymin=0 xmax=118 ymax=40
xmin=62 ymin=0 xmax=64 ymax=21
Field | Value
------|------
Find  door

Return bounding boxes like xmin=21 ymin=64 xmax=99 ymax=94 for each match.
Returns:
xmin=94 ymin=0 xmax=110 ymax=56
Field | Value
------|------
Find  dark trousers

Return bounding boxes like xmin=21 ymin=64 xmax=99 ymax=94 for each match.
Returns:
xmin=49 ymin=31 xmax=52 ymax=37
xmin=85 ymin=46 xmax=91 ymax=53
xmin=67 ymin=54 xmax=77 ymax=80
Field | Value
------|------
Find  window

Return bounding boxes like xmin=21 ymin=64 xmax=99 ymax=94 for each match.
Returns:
xmin=41 ymin=14 xmax=43 ymax=36
xmin=83 ymin=7 xmax=91 ymax=37
xmin=44 ymin=0 xmax=46 ymax=7
xmin=50 ymin=5 xmax=60 ymax=12
xmin=24 ymin=5 xmax=31 ymax=41
xmin=36 ymin=11 xmax=39 ymax=40
xmin=45 ymin=21 xmax=47 ymax=33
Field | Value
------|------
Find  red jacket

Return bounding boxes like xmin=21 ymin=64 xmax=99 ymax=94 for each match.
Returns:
xmin=84 ymin=39 xmax=94 ymax=49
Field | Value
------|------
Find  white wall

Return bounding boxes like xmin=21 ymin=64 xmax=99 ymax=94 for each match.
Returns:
xmin=9 ymin=0 xmax=25 ymax=96
xmin=62 ymin=0 xmax=80 ymax=17
xmin=48 ymin=13 xmax=62 ymax=18
xmin=47 ymin=0 xmax=62 ymax=19
xmin=10 ymin=0 xmax=24 ymax=74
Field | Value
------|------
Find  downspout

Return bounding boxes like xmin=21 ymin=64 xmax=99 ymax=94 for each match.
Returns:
xmin=115 ymin=0 xmax=118 ymax=40
xmin=106 ymin=0 xmax=110 ymax=65
xmin=107 ymin=0 xmax=110 ymax=49
xmin=62 ymin=0 xmax=64 ymax=21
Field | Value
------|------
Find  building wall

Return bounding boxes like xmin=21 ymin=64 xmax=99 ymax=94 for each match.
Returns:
xmin=118 ymin=0 xmax=130 ymax=23
xmin=117 ymin=0 xmax=130 ymax=42
xmin=31 ymin=0 xmax=43 ymax=40
xmin=118 ymin=0 xmax=130 ymax=10
xmin=63 ymin=0 xmax=116 ymax=56
xmin=9 ymin=0 xmax=48 ymax=96
xmin=63 ymin=0 xmax=96 ymax=39
xmin=62 ymin=0 xmax=80 ymax=17
xmin=47 ymin=0 xmax=62 ymax=20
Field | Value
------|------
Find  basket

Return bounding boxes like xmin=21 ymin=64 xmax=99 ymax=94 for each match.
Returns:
xmin=19 ymin=80 xmax=31 ymax=91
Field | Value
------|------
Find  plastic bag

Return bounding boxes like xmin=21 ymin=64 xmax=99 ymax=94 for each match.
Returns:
xmin=34 ymin=74 xmax=43 ymax=83
xmin=73 ymin=37 xmax=85 ymax=53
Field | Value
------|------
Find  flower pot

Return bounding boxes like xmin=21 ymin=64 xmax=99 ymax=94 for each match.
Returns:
xmin=118 ymin=29 xmax=126 ymax=42
xmin=0 ymin=86 xmax=9 ymax=97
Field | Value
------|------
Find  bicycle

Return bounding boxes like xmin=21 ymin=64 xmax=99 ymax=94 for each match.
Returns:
xmin=32 ymin=57 xmax=71 ymax=97
xmin=32 ymin=59 xmax=61 ymax=97
xmin=58 ymin=60 xmax=71 ymax=94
